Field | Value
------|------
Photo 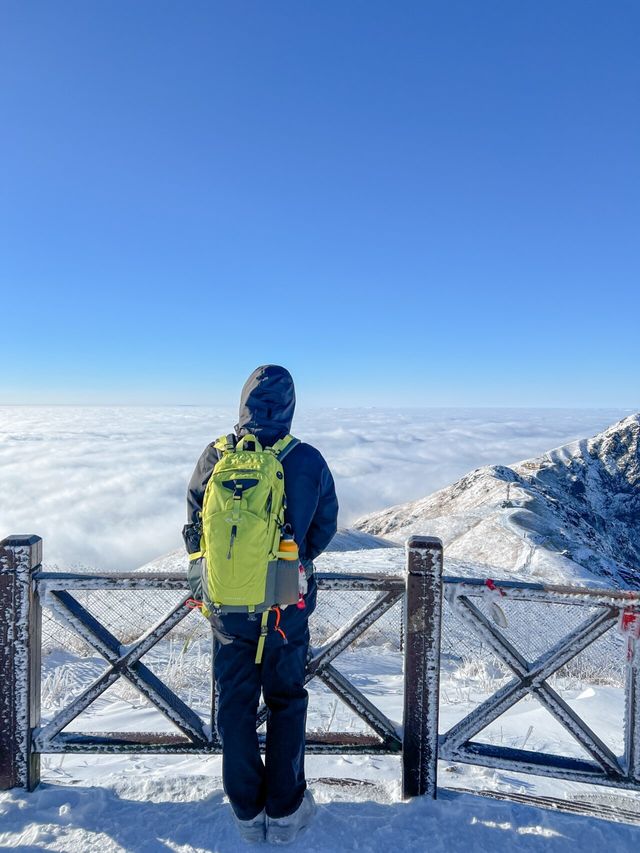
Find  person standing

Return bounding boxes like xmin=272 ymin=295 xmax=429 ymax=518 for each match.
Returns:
xmin=183 ymin=365 xmax=338 ymax=844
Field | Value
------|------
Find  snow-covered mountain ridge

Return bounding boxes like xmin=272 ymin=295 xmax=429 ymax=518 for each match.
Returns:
xmin=354 ymin=414 xmax=640 ymax=588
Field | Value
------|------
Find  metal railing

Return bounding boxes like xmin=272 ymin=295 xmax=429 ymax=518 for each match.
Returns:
xmin=0 ymin=534 xmax=440 ymax=798
xmin=3 ymin=533 xmax=639 ymax=803
xmin=439 ymin=575 xmax=640 ymax=791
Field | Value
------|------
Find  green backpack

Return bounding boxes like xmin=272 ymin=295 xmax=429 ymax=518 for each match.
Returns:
xmin=189 ymin=432 xmax=301 ymax=625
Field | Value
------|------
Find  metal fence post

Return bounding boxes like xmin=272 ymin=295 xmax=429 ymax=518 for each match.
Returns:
xmin=624 ymin=621 xmax=640 ymax=783
xmin=0 ymin=535 xmax=42 ymax=790
xmin=402 ymin=535 xmax=443 ymax=799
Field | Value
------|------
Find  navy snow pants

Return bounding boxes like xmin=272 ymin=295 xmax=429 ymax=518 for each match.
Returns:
xmin=213 ymin=575 xmax=317 ymax=821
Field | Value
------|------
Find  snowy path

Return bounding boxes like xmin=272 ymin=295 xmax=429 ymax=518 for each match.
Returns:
xmin=1 ymin=779 xmax=638 ymax=852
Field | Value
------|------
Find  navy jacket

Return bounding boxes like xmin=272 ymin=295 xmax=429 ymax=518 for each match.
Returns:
xmin=183 ymin=365 xmax=338 ymax=566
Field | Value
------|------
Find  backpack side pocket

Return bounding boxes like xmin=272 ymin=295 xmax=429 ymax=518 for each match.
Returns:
xmin=187 ymin=555 xmax=206 ymax=601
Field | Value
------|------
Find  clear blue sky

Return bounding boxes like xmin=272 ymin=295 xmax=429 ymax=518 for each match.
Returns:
xmin=1 ymin=1 xmax=638 ymax=407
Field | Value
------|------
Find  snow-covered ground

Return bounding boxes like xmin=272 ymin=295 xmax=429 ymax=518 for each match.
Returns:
xmin=2 ymin=643 xmax=639 ymax=851
xmin=2 ymin=776 xmax=638 ymax=852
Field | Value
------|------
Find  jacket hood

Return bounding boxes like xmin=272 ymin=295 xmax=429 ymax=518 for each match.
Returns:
xmin=235 ymin=365 xmax=296 ymax=446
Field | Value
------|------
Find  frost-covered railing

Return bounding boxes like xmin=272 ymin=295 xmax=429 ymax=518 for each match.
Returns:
xmin=7 ymin=533 xmax=635 ymax=802
xmin=438 ymin=573 xmax=640 ymax=791
xmin=0 ymin=534 xmax=441 ymax=800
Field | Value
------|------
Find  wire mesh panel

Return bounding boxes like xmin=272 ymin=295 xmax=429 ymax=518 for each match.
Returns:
xmin=440 ymin=592 xmax=626 ymax=696
xmin=40 ymin=584 xmax=405 ymax=732
xmin=42 ymin=584 xmax=403 ymax=656
xmin=35 ymin=568 xmax=406 ymax=759
xmin=439 ymin=577 xmax=640 ymax=792
xmin=312 ymin=589 xmax=402 ymax=650
xmin=42 ymin=589 xmax=211 ymax=655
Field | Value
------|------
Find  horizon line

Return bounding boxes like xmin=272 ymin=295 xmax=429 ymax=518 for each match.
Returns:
xmin=0 ymin=402 xmax=637 ymax=412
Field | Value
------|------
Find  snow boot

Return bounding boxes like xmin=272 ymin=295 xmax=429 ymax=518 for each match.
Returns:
xmin=266 ymin=790 xmax=316 ymax=845
xmin=232 ymin=808 xmax=266 ymax=843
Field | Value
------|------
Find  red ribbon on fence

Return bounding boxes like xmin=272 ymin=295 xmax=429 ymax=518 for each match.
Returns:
xmin=485 ymin=578 xmax=506 ymax=597
xmin=619 ymin=608 xmax=640 ymax=661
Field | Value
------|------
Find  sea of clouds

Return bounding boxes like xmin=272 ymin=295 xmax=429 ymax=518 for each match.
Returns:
xmin=0 ymin=405 xmax=633 ymax=571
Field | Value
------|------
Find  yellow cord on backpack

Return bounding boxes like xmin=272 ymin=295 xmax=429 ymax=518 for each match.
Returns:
xmin=255 ymin=610 xmax=270 ymax=664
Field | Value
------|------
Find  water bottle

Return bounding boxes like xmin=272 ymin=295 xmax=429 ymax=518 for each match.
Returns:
xmin=274 ymin=527 xmax=300 ymax=606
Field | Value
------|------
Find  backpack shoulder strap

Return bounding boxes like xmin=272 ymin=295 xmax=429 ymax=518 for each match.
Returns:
xmin=213 ymin=433 xmax=237 ymax=455
xmin=271 ymin=434 xmax=300 ymax=462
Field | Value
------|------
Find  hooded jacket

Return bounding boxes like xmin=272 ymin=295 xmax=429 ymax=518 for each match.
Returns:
xmin=184 ymin=365 xmax=338 ymax=567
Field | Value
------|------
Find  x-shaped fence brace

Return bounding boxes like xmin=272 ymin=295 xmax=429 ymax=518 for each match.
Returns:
xmin=257 ymin=586 xmax=403 ymax=747
xmin=439 ymin=590 xmax=636 ymax=786
xmin=34 ymin=577 xmax=404 ymax=754
xmin=35 ymin=590 xmax=209 ymax=750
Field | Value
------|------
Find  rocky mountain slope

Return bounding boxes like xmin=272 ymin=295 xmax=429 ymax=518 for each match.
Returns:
xmin=354 ymin=414 xmax=640 ymax=588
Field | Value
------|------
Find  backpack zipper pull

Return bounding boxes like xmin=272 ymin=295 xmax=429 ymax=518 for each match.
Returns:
xmin=227 ymin=525 xmax=237 ymax=560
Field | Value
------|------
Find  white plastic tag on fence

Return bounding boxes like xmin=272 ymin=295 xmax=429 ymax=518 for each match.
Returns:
xmin=445 ymin=580 xmax=509 ymax=628
xmin=485 ymin=579 xmax=509 ymax=629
